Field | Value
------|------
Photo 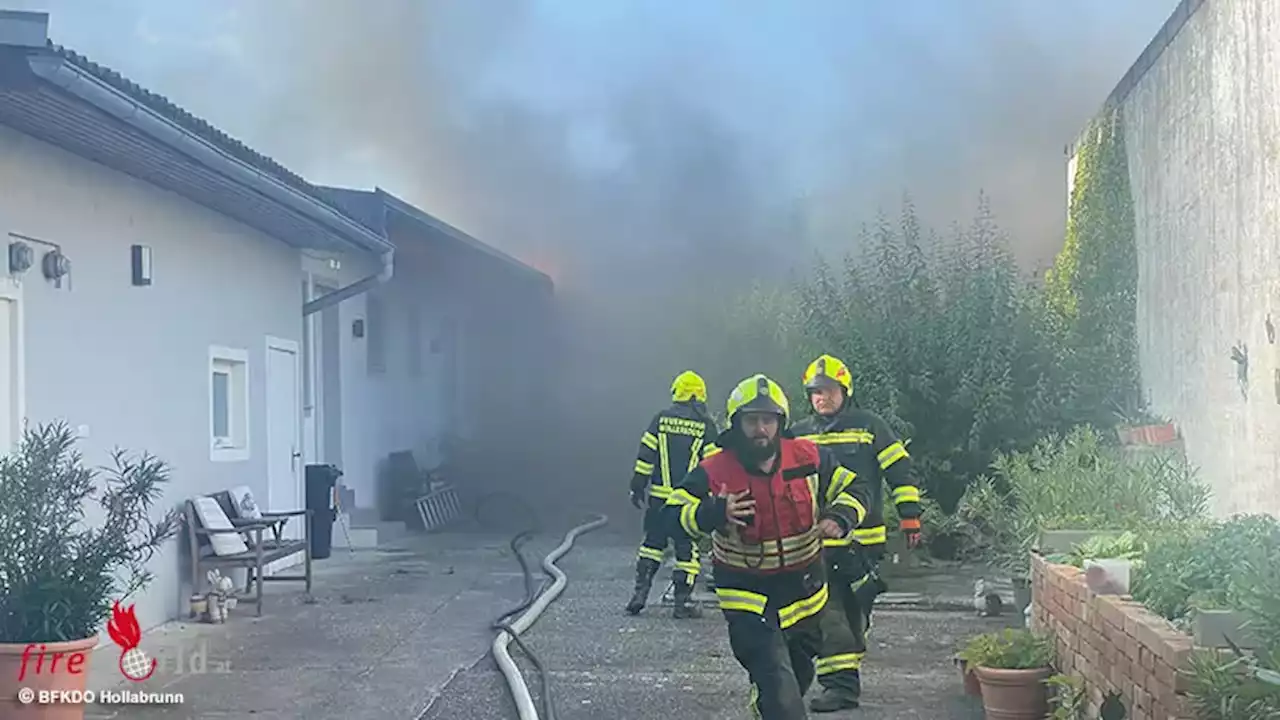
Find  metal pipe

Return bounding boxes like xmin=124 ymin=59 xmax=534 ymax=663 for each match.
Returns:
xmin=302 ymin=249 xmax=395 ymax=317
xmin=493 ymin=514 xmax=608 ymax=720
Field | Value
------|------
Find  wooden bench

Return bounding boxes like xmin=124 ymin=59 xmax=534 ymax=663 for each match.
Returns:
xmin=184 ymin=490 xmax=313 ymax=617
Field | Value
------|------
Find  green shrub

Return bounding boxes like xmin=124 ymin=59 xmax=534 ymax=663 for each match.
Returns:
xmin=1132 ymin=514 xmax=1280 ymax=625
xmin=958 ymin=628 xmax=1056 ymax=670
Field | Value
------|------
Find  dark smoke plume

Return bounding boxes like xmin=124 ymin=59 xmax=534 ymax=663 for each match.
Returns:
xmin=235 ymin=0 xmax=1175 ymax=524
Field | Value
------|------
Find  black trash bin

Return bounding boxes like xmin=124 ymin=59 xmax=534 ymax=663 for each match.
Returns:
xmin=305 ymin=464 xmax=343 ymax=559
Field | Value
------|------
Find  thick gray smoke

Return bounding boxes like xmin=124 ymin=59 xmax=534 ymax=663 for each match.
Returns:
xmin=237 ymin=0 xmax=1173 ymax=523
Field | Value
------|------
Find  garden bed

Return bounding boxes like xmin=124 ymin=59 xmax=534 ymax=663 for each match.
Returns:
xmin=1031 ymin=553 xmax=1195 ymax=719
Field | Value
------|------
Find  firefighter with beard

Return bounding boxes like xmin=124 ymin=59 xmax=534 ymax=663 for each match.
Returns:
xmin=664 ymin=374 xmax=873 ymax=719
xmin=626 ymin=370 xmax=722 ymax=618
xmin=791 ymin=354 xmax=923 ymax=712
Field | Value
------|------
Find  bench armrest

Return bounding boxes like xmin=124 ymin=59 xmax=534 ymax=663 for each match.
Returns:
xmin=260 ymin=509 xmax=310 ymax=518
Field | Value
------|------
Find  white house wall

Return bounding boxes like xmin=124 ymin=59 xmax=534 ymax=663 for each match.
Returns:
xmin=1114 ymin=0 xmax=1280 ymax=516
xmin=0 ymin=124 xmax=305 ymax=628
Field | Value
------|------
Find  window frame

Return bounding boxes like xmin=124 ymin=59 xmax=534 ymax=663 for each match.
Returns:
xmin=209 ymin=345 xmax=250 ymax=462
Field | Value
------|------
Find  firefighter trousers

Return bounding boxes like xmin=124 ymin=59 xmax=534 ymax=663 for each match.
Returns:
xmin=814 ymin=549 xmax=882 ymax=697
xmin=716 ymin=565 xmax=828 ymax=720
xmin=636 ymin=496 xmax=699 ymax=585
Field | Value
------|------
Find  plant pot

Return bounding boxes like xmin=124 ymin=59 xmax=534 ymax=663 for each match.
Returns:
xmin=1011 ymin=576 xmax=1032 ymax=614
xmin=973 ymin=665 xmax=1051 ymax=720
xmin=956 ymin=658 xmax=982 ymax=697
xmin=0 ymin=635 xmax=99 ymax=720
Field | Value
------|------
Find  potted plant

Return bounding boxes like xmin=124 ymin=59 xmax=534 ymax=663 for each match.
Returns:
xmin=958 ymin=628 xmax=1055 ymax=720
xmin=0 ymin=423 xmax=179 ymax=720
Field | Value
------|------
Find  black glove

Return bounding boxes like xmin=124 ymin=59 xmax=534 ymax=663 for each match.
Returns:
xmin=629 ymin=475 xmax=648 ymax=509
xmin=630 ymin=488 xmax=646 ymax=509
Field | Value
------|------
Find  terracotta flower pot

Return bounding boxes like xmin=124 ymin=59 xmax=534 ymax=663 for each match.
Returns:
xmin=956 ymin=658 xmax=983 ymax=697
xmin=973 ymin=665 xmax=1051 ymax=720
xmin=0 ymin=636 xmax=98 ymax=720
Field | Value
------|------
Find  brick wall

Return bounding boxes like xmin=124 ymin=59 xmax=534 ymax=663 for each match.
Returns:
xmin=1030 ymin=554 xmax=1195 ymax=719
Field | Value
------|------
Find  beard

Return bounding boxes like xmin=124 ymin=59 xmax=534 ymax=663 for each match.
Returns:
xmin=737 ymin=433 xmax=781 ymax=467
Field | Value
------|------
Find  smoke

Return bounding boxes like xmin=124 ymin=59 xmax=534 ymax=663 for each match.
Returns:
xmin=231 ymin=0 xmax=1174 ymax=521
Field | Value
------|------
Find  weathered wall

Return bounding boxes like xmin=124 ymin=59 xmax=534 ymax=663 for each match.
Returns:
xmin=1106 ymin=0 xmax=1280 ymax=516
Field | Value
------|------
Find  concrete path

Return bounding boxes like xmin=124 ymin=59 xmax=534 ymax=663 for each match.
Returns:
xmin=425 ymin=537 xmax=1017 ymax=720
xmin=83 ymin=526 xmax=1018 ymax=719
xmin=86 ymin=533 xmax=532 ymax=720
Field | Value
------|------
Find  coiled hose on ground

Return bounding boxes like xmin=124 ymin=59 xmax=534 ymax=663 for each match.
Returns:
xmin=492 ymin=514 xmax=609 ymax=720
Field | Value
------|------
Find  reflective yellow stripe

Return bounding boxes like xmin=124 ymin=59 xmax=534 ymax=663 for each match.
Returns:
xmin=815 ymin=652 xmax=864 ymax=675
xmin=877 ymin=441 xmax=908 ymax=469
xmin=801 ymin=430 xmax=874 ymax=445
xmin=853 ymin=525 xmax=887 ymax=545
xmin=666 ymin=489 xmax=699 ymax=506
xmin=825 ymin=466 xmax=857 ymax=503
xmin=648 ymin=485 xmax=672 ymax=500
xmin=658 ymin=433 xmax=672 ymax=488
xmin=893 ymin=485 xmax=921 ymax=504
xmin=778 ymin=583 xmax=828 ymax=629
xmin=712 ymin=538 xmax=822 ymax=570
xmin=641 ymin=432 xmax=659 ymax=451
xmin=823 ymin=533 xmax=853 ymax=548
xmin=679 ymin=503 xmax=703 ymax=537
xmin=634 ymin=459 xmax=654 ymax=476
xmin=675 ymin=560 xmax=701 ymax=576
xmin=832 ymin=493 xmax=867 ymax=525
xmin=637 ymin=546 xmax=665 ymax=562
xmin=703 ymin=443 xmax=722 ymax=458
xmin=688 ymin=438 xmax=704 ymax=473
xmin=716 ymin=587 xmax=768 ymax=615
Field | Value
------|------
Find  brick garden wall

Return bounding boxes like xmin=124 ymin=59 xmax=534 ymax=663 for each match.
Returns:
xmin=1030 ymin=554 xmax=1195 ymax=720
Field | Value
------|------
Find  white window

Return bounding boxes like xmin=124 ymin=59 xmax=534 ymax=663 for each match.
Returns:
xmin=209 ymin=346 xmax=249 ymax=462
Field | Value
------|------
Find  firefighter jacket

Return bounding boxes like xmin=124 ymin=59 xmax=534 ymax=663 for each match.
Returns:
xmin=664 ymin=435 xmax=870 ymax=574
xmin=630 ymin=401 xmax=721 ymax=503
xmin=662 ymin=435 xmax=871 ymax=627
xmin=791 ymin=404 xmax=920 ymax=550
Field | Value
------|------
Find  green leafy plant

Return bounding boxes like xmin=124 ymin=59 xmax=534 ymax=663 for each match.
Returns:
xmin=958 ymin=628 xmax=1056 ymax=670
xmin=1186 ymin=647 xmax=1280 ymax=720
xmin=1054 ymin=531 xmax=1146 ymax=568
xmin=0 ymin=422 xmax=181 ymax=643
xmin=1046 ymin=673 xmax=1087 ymax=720
xmin=1131 ymin=514 xmax=1280 ymax=626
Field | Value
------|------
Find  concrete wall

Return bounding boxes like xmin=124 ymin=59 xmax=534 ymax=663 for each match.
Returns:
xmin=0 ymin=124 xmax=305 ymax=627
xmin=1104 ymin=0 xmax=1280 ymax=516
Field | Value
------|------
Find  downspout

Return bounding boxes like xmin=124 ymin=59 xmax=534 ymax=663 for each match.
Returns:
xmin=303 ymin=249 xmax=395 ymax=316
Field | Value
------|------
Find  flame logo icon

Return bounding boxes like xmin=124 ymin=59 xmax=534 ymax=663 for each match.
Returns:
xmin=107 ymin=601 xmax=157 ymax=682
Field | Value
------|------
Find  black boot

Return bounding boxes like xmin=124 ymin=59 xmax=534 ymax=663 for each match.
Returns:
xmin=672 ymin=573 xmax=702 ymax=619
xmin=626 ymin=559 xmax=659 ymax=615
xmin=809 ymin=675 xmax=861 ymax=713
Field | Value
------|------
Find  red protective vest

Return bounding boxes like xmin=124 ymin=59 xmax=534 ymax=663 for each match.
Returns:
xmin=703 ymin=438 xmax=823 ymax=573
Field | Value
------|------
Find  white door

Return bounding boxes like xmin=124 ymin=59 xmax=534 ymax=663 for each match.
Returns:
xmin=265 ymin=337 xmax=303 ymax=551
xmin=0 ymin=280 xmax=23 ymax=453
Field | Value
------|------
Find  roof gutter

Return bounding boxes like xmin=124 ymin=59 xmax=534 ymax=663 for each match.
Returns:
xmin=23 ymin=53 xmax=393 ymax=257
xmin=303 ymin=248 xmax=394 ymax=317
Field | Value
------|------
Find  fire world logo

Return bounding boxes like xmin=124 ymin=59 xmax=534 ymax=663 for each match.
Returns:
xmin=106 ymin=601 xmax=157 ymax=682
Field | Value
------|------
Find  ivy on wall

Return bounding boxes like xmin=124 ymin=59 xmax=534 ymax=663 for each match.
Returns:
xmin=1044 ymin=106 xmax=1142 ymax=425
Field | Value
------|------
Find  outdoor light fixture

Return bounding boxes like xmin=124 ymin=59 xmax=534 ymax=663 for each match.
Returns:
xmin=41 ymin=249 xmax=70 ymax=280
xmin=8 ymin=241 xmax=33 ymax=275
xmin=131 ymin=244 xmax=152 ymax=286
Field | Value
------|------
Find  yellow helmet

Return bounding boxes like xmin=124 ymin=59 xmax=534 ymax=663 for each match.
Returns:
xmin=803 ymin=354 xmax=853 ymax=395
xmin=670 ymin=370 xmax=708 ymax=403
xmin=726 ymin=374 xmax=790 ymax=426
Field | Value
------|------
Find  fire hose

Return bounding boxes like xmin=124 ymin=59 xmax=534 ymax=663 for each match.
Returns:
xmin=492 ymin=514 xmax=608 ymax=720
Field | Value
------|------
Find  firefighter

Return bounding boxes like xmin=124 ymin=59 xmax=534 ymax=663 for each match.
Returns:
xmin=664 ymin=374 xmax=872 ymax=719
xmin=791 ymin=353 xmax=923 ymax=712
xmin=626 ymin=370 xmax=722 ymax=618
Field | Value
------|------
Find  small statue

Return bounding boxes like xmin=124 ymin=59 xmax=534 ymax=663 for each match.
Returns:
xmin=974 ymin=578 xmax=1004 ymax=617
